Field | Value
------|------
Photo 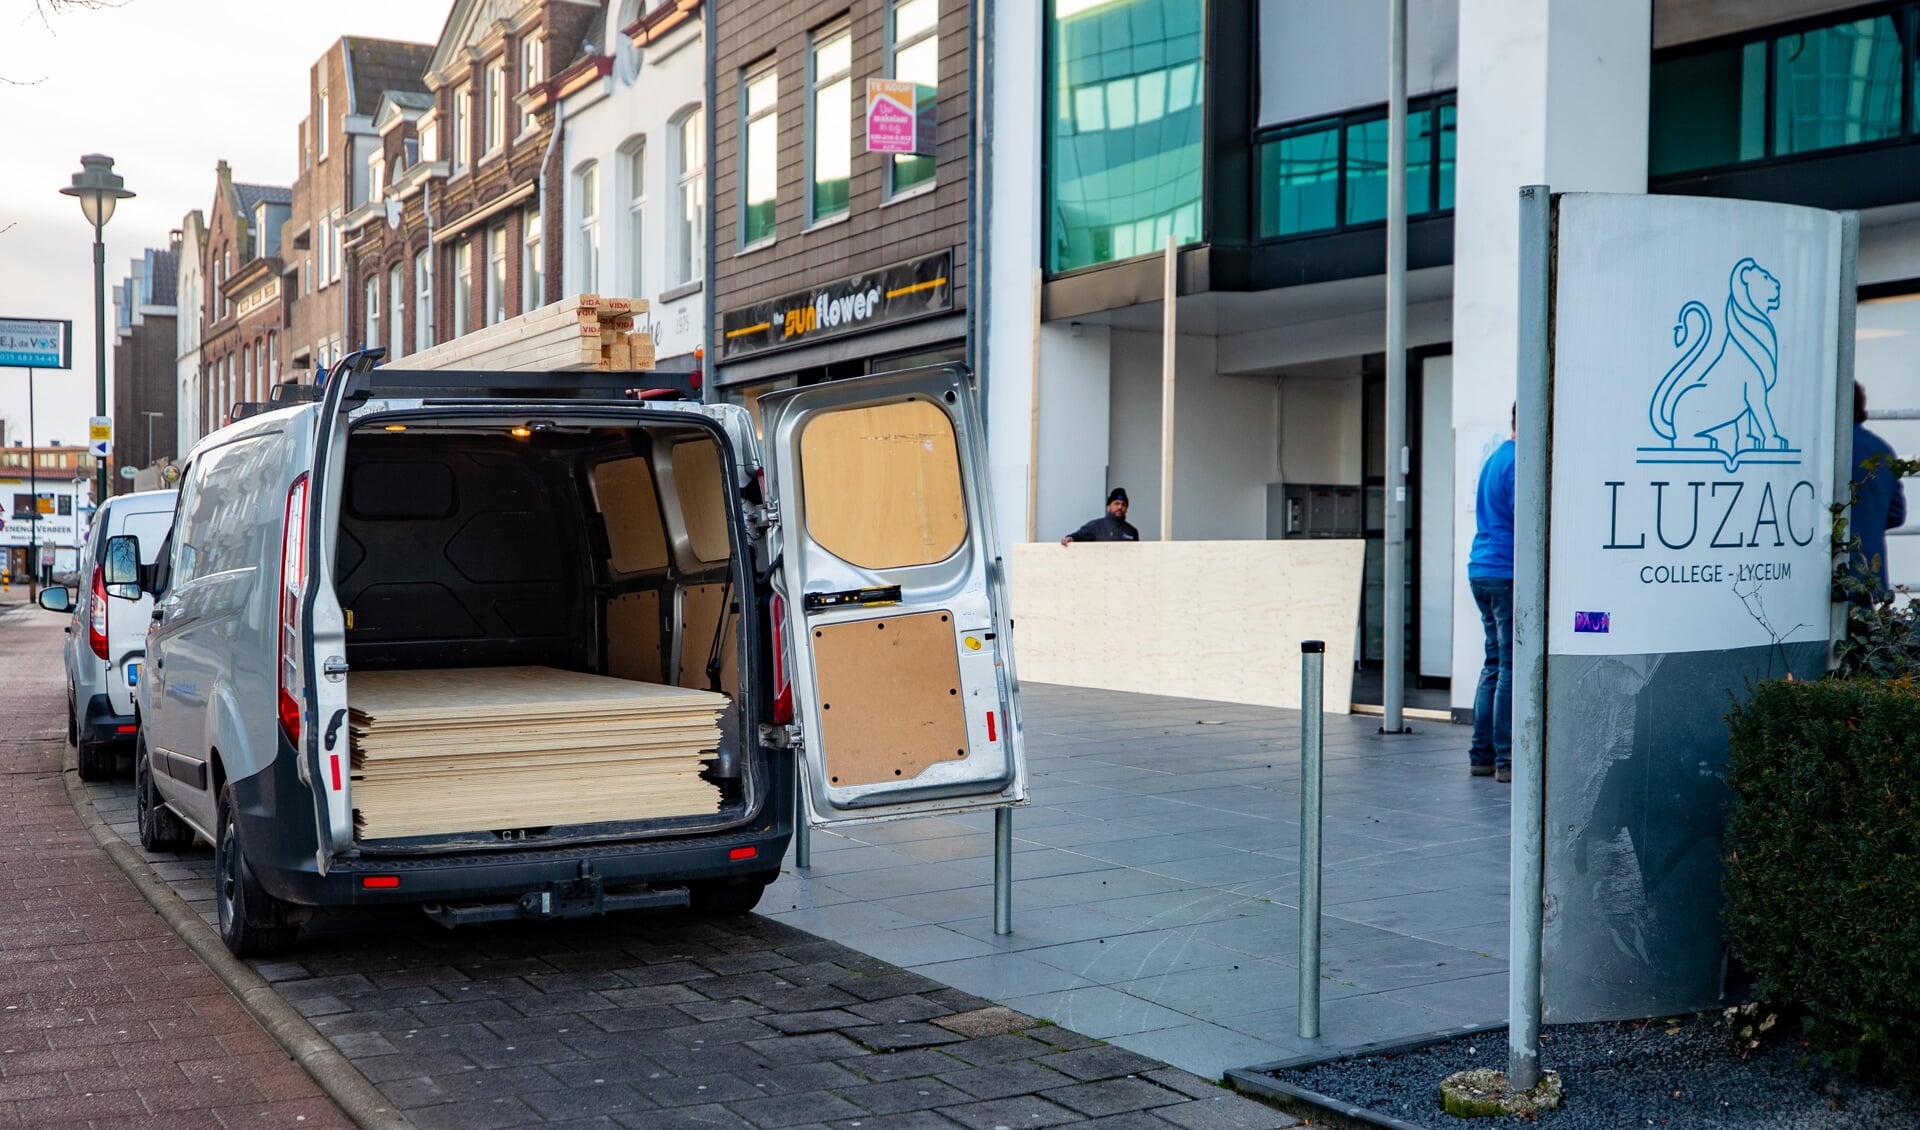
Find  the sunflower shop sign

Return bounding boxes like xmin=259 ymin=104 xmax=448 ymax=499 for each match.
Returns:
xmin=865 ymin=79 xmax=935 ymax=156
xmin=0 ymin=318 xmax=73 ymax=369
xmin=1536 ymin=193 xmax=1846 ymax=1023
xmin=720 ymin=250 xmax=953 ymax=360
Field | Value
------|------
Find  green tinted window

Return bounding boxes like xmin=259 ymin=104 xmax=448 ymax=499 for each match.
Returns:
xmin=1650 ymin=42 xmax=1765 ymax=174
xmin=1258 ymin=123 xmax=1337 ymax=237
xmin=1437 ymin=104 xmax=1456 ymax=210
xmin=1046 ymin=0 xmax=1205 ymax=272
xmin=1344 ymin=110 xmax=1431 ymax=225
xmin=1774 ymin=16 xmax=1903 ymax=156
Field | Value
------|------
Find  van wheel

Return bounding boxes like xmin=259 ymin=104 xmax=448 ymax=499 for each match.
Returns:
xmin=689 ymin=873 xmax=774 ymax=917
xmin=135 ymin=737 xmax=193 ymax=853
xmin=215 ymin=784 xmax=301 ymax=957
xmin=75 ymin=738 xmax=115 ymax=782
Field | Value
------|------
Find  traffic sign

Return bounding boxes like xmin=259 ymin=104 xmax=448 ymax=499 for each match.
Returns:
xmin=88 ymin=416 xmax=111 ymax=459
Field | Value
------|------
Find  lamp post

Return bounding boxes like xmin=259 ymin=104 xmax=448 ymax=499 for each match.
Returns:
xmin=61 ymin=154 xmax=134 ymax=506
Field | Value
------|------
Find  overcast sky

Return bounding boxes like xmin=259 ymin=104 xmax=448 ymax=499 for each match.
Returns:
xmin=0 ymin=0 xmax=451 ymax=449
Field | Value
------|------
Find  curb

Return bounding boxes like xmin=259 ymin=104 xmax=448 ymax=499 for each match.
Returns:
xmin=1224 ymin=1021 xmax=1510 ymax=1130
xmin=60 ymin=758 xmax=411 ymax=1130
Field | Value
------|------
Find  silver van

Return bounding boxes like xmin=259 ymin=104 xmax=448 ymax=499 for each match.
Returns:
xmin=108 ymin=357 xmax=1026 ymax=955
xmin=40 ymin=488 xmax=178 ymax=779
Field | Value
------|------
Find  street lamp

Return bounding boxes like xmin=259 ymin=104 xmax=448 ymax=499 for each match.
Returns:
xmin=60 ymin=154 xmax=134 ymax=505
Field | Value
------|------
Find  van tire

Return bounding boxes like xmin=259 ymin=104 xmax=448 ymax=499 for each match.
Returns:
xmin=134 ymin=737 xmax=193 ymax=853
xmin=689 ymin=873 xmax=774 ymax=916
xmin=215 ymin=784 xmax=300 ymax=957
xmin=76 ymin=739 xmax=115 ymax=782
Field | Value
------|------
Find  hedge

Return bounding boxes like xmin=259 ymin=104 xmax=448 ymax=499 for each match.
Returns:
xmin=1725 ymin=677 xmax=1920 ymax=1085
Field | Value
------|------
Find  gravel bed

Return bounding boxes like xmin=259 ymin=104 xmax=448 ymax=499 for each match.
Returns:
xmin=1270 ymin=1015 xmax=1918 ymax=1128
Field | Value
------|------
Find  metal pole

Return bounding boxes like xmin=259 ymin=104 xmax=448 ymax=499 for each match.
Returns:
xmin=993 ymin=805 xmax=1013 ymax=935
xmin=27 ymin=368 xmax=37 ymax=599
xmin=93 ymin=222 xmax=108 ymax=507
xmin=1297 ymin=639 xmax=1326 ymax=1039
xmin=1831 ymin=213 xmax=1861 ymax=664
xmin=793 ymin=753 xmax=811 ymax=869
xmin=1508 ymin=184 xmax=1553 ymax=1092
xmin=1160 ymin=234 xmax=1177 ymax=541
xmin=1382 ymin=0 xmax=1409 ymax=734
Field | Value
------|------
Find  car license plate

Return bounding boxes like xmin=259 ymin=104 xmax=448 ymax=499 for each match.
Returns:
xmin=126 ymin=662 xmax=140 ymax=687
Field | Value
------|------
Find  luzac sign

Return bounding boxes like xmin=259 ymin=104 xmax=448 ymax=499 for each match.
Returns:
xmin=720 ymin=250 xmax=952 ymax=360
xmin=1531 ymin=193 xmax=1846 ymax=1024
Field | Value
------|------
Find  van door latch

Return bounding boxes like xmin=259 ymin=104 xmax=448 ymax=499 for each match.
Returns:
xmin=323 ymin=656 xmax=349 ymax=680
xmin=758 ymin=723 xmax=803 ymax=750
xmin=745 ymin=500 xmax=780 ymax=536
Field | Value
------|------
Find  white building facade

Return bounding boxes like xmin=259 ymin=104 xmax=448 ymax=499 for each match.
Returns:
xmin=559 ymin=0 xmax=707 ymax=376
xmin=175 ymin=211 xmax=207 ymax=452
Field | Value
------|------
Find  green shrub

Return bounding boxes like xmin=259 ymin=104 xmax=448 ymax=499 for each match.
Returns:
xmin=1725 ymin=677 xmax=1920 ymax=1086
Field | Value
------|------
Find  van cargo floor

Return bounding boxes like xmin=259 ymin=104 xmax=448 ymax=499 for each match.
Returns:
xmin=347 ymin=666 xmax=728 ymax=838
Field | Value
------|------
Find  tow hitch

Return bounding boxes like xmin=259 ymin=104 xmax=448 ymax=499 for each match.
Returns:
xmin=420 ymin=863 xmax=690 ymax=928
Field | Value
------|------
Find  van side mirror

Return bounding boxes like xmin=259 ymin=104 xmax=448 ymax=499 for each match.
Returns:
xmin=103 ymin=535 xmax=141 ymax=601
xmin=37 ymin=587 xmax=73 ymax=614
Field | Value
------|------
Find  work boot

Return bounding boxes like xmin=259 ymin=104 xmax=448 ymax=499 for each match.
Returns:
xmin=1495 ymin=766 xmax=1512 ymax=783
xmin=1470 ymin=763 xmax=1494 ymax=777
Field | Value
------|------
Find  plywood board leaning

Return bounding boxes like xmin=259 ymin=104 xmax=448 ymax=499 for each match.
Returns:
xmin=594 ymin=457 xmax=670 ymax=573
xmin=677 ymin=582 xmax=739 ymax=697
xmin=671 ymin=440 xmax=731 ymax=564
xmin=797 ymin=400 xmax=965 ymax=570
xmin=1008 ymin=540 xmax=1365 ymax=712
xmin=811 ymin=610 xmax=968 ymax=788
xmin=608 ymin=590 xmax=665 ymax=683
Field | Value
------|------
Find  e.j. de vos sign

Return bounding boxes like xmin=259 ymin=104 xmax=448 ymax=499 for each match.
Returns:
xmin=1548 ymin=194 xmax=1843 ymax=658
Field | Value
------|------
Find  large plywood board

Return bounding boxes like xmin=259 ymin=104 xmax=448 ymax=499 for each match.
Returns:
xmin=349 ymin=666 xmax=724 ymax=723
xmin=1008 ymin=540 xmax=1364 ymax=711
xmin=595 ymin=458 xmax=669 ymax=573
xmin=670 ymin=440 xmax=730 ymax=565
xmin=798 ymin=400 xmax=966 ymax=570
xmin=608 ymin=590 xmax=665 ymax=683
xmin=676 ymin=583 xmax=739 ymax=697
xmin=811 ymin=610 xmax=968 ymax=787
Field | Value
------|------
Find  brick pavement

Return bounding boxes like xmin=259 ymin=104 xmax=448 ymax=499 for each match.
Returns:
xmin=0 ymin=606 xmax=349 ymax=1128
xmin=18 ymin=602 xmax=1301 ymax=1129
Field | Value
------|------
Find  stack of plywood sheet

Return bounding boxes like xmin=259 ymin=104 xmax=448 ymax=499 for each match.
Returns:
xmin=385 ymin=294 xmax=658 ymax=373
xmin=347 ymin=666 xmax=727 ymax=839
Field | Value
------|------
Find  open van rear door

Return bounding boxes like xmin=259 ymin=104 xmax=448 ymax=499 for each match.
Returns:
xmin=763 ymin=365 xmax=1026 ymax=826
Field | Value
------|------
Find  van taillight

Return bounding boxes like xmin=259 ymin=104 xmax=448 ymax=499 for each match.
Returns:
xmin=769 ymin=592 xmax=794 ymax=726
xmin=87 ymin=565 xmax=109 ymax=660
xmin=278 ymin=474 xmax=309 ymax=746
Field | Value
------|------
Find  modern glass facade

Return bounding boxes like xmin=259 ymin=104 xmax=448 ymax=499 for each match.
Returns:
xmin=1255 ymin=95 xmax=1455 ymax=239
xmin=1651 ymin=7 xmax=1916 ymax=177
xmin=1045 ymin=0 xmax=1206 ymax=274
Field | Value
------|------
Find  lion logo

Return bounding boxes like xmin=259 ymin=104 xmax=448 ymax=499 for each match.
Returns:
xmin=1641 ymin=258 xmax=1797 ymax=470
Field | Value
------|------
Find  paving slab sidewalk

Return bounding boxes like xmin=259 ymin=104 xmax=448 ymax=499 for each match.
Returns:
xmin=765 ymin=685 xmax=1511 ymax=1078
xmin=0 ymin=607 xmax=348 ymax=1128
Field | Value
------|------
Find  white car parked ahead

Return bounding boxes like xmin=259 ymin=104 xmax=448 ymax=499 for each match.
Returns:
xmin=40 ymin=489 xmax=177 ymax=779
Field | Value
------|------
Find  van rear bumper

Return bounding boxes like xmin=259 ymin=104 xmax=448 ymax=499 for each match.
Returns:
xmin=79 ymin=693 xmax=139 ymax=750
xmin=230 ymin=739 xmax=794 ymax=909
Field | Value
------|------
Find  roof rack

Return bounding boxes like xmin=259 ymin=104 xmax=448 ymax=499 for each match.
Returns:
xmin=330 ymin=349 xmax=696 ymax=403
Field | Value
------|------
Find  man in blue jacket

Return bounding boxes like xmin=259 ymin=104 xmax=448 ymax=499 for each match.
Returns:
xmin=1468 ymin=406 xmax=1516 ymax=783
xmin=1852 ymin=383 xmax=1907 ymax=600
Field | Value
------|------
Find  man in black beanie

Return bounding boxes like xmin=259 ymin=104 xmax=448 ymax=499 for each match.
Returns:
xmin=1060 ymin=488 xmax=1140 ymax=545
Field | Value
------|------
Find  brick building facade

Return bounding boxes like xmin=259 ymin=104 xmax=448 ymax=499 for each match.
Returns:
xmin=198 ymin=162 xmax=289 ymax=429
xmin=110 ymin=245 xmax=179 ymax=486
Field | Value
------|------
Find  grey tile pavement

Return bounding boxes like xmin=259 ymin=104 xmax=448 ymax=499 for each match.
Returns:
xmin=764 ymin=683 xmax=1510 ymax=1078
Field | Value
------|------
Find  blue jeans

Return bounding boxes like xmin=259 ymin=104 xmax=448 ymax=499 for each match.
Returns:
xmin=1469 ymin=576 xmax=1513 ymax=770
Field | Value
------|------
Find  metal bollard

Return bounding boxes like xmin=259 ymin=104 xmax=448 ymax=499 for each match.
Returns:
xmin=993 ymin=806 xmax=1013 ymax=935
xmin=1298 ymin=640 xmax=1326 ymax=1039
xmin=793 ymin=753 xmax=811 ymax=870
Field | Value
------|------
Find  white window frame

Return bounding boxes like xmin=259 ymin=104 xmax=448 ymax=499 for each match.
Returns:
xmin=485 ymin=57 xmax=507 ymax=154
xmin=520 ymin=34 xmax=545 ymax=133
xmin=329 ymin=211 xmax=343 ymax=282
xmin=624 ymin=140 xmax=646 ymax=297
xmin=369 ymin=152 xmax=386 ymax=204
xmin=317 ymin=217 xmax=332 ymax=287
xmin=317 ymin=90 xmax=330 ymax=158
xmin=486 ymin=223 xmax=507 ymax=324
xmin=806 ymin=23 xmax=853 ymax=226
xmin=365 ymin=275 xmax=381 ymax=350
xmin=523 ymin=209 xmax=545 ymax=311
xmin=887 ymin=0 xmax=939 ymax=198
xmin=740 ymin=68 xmax=779 ymax=247
xmin=671 ymin=107 xmax=705 ymax=287
xmin=452 ymin=81 xmax=472 ymax=173
xmin=388 ymin=265 xmax=405 ymax=361
xmin=420 ymin=112 xmax=439 ymax=163
xmin=413 ymin=248 xmax=433 ymax=351
xmin=576 ymin=162 xmax=600 ymax=294
xmin=454 ymin=239 xmax=473 ymax=338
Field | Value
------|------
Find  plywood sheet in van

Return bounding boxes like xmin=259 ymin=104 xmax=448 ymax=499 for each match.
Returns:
xmin=594 ymin=457 xmax=669 ymax=573
xmin=671 ymin=440 xmax=730 ymax=564
xmin=676 ymin=583 xmax=739 ymax=697
xmin=608 ymin=590 xmax=664 ymax=683
xmin=798 ymin=400 xmax=965 ymax=570
xmin=811 ymin=610 xmax=967 ymax=788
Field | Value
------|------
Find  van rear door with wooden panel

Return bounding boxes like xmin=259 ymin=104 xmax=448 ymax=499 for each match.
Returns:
xmin=763 ymin=365 xmax=1026 ymax=825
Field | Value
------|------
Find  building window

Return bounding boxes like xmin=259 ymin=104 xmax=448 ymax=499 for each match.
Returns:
xmin=809 ymin=25 xmax=852 ymax=224
xmin=452 ymin=81 xmax=472 ymax=173
xmin=486 ymin=223 xmax=507 ymax=324
xmin=365 ymin=275 xmax=381 ymax=350
xmin=524 ymin=209 xmax=545 ymax=310
xmin=420 ymin=113 xmax=439 ymax=163
xmin=414 ymin=249 xmax=433 ymax=350
xmin=454 ymin=239 xmax=473 ymax=337
xmin=329 ymin=212 xmax=343 ymax=282
xmin=741 ymin=67 xmax=779 ymax=246
xmin=888 ymin=0 xmax=938 ymax=195
xmin=269 ymin=332 xmax=280 ymax=383
xmin=1253 ymin=93 xmax=1456 ymax=239
xmin=1045 ymin=0 xmax=1205 ymax=273
xmin=485 ymin=57 xmax=508 ymax=153
xmin=317 ymin=216 xmax=332 ymax=285
xmin=369 ymin=152 xmax=386 ymax=203
xmin=577 ymin=163 xmax=600 ymax=293
xmin=625 ymin=141 xmax=646 ymax=296
xmin=388 ymin=265 xmax=405 ymax=360
xmin=317 ymin=90 xmax=330 ymax=158
xmin=672 ymin=108 xmax=705 ymax=286
xmin=1651 ymin=10 xmax=1914 ymax=177
xmin=521 ymin=34 xmax=545 ymax=133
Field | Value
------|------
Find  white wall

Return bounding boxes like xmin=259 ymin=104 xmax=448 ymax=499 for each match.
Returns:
xmin=175 ymin=220 xmax=204 ymax=453
xmin=985 ymin=0 xmax=1045 ymax=556
xmin=1034 ymin=323 xmax=1113 ymax=541
xmin=1260 ymin=0 xmax=1460 ymax=126
xmin=1108 ymin=329 xmax=1279 ymax=541
xmin=561 ymin=7 xmax=705 ymax=365
xmin=1419 ymin=355 xmax=1453 ymax=678
xmin=1448 ymin=0 xmax=1650 ymax=712
xmin=1277 ymin=376 xmax=1362 ymax=485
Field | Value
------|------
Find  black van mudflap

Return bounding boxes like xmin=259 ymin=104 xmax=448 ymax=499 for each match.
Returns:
xmin=420 ymin=869 xmax=689 ymax=928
